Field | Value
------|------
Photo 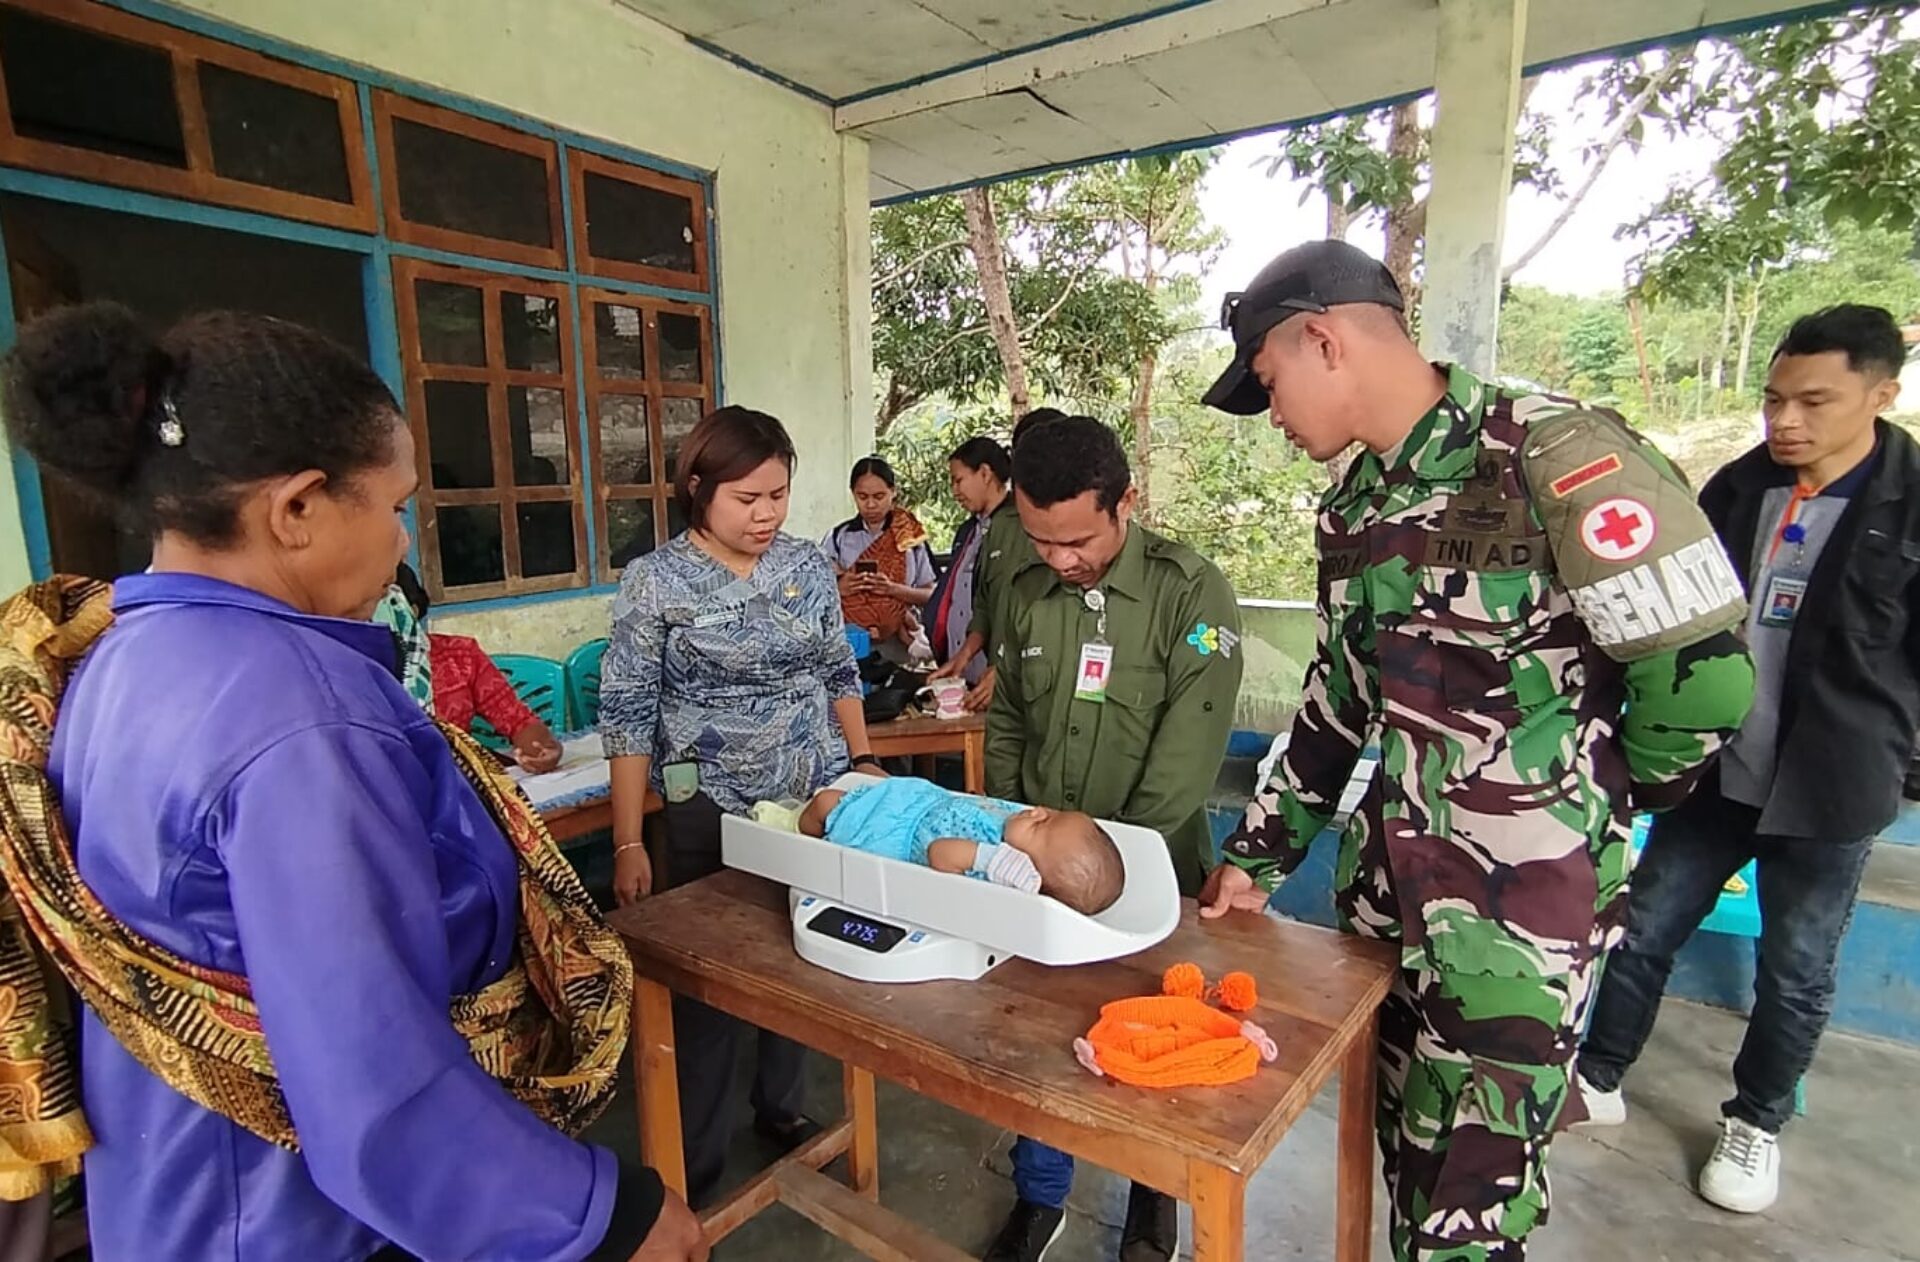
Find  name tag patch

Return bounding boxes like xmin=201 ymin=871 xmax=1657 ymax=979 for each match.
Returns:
xmin=1569 ymin=538 xmax=1744 ymax=647
xmin=1423 ymin=533 xmax=1549 ymax=572
xmin=1550 ymin=453 xmax=1623 ymax=498
xmin=1321 ymin=544 xmax=1366 ymax=583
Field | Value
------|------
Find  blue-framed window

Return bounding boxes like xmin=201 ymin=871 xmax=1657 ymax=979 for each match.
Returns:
xmin=0 ymin=0 xmax=721 ymax=610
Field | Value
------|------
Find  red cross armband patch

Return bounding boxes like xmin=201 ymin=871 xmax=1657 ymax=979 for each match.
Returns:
xmin=1518 ymin=404 xmax=1748 ymax=662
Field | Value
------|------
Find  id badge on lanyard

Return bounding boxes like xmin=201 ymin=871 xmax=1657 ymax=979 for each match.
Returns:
xmin=1759 ymin=573 xmax=1808 ymax=628
xmin=1760 ymin=503 xmax=1813 ymax=629
xmin=1073 ymin=587 xmax=1112 ymax=703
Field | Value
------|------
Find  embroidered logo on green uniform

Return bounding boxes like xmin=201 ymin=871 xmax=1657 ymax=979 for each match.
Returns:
xmin=1187 ymin=622 xmax=1239 ymax=659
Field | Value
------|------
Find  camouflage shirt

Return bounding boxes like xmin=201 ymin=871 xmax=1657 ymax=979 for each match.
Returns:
xmin=1225 ymin=365 xmax=1755 ymax=980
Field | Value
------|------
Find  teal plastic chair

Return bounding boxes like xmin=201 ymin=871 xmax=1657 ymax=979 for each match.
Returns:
xmin=473 ymin=654 xmax=567 ymax=752
xmin=565 ymin=639 xmax=608 ymax=731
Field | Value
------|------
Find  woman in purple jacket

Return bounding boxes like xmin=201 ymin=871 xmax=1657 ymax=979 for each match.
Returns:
xmin=0 ymin=305 xmax=704 ymax=1262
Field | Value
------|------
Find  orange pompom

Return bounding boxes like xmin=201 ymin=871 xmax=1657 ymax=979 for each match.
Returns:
xmin=1215 ymin=972 xmax=1258 ymax=1012
xmin=1161 ymin=962 xmax=1205 ymax=999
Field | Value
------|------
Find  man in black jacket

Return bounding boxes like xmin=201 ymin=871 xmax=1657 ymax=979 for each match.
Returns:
xmin=1577 ymin=305 xmax=1918 ymax=1215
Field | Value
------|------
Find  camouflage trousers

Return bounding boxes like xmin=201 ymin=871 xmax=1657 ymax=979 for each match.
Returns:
xmin=1374 ymin=959 xmax=1600 ymax=1261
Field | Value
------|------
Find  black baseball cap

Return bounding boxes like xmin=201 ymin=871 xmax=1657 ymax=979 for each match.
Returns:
xmin=1202 ymin=240 xmax=1405 ymax=415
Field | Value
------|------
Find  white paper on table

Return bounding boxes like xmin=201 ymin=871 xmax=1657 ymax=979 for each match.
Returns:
xmin=508 ymin=734 xmax=611 ymax=812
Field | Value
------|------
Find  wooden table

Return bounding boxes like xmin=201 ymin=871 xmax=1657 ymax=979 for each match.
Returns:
xmin=539 ymin=792 xmax=666 ymax=845
xmin=610 ymin=871 xmax=1397 ymax=1261
xmin=869 ymin=711 xmax=986 ymax=793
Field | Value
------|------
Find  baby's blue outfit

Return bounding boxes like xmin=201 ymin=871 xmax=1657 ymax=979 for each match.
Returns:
xmin=824 ymin=777 xmax=1022 ymax=869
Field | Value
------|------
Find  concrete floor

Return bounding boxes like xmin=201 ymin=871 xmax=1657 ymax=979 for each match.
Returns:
xmin=584 ymin=996 xmax=1920 ymax=1261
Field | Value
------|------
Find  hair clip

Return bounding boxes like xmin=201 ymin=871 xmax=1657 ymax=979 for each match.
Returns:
xmin=157 ymin=395 xmax=186 ymax=448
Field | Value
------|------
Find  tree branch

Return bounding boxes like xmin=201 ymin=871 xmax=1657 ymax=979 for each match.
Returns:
xmin=1017 ymin=261 xmax=1095 ymax=341
xmin=874 ymin=237 xmax=968 ymax=290
xmin=912 ymin=320 xmax=989 ymax=367
xmin=962 ymin=186 xmax=1032 ymax=414
xmin=1503 ymin=58 xmax=1688 ymax=281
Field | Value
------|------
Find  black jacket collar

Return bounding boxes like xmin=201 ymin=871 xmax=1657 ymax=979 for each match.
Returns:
xmin=1717 ymin=420 xmax=1909 ymax=507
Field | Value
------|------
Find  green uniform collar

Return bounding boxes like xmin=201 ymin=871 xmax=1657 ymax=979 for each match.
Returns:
xmin=1031 ymin=515 xmax=1149 ymax=603
xmin=1371 ymin=362 xmax=1488 ymax=487
xmin=1102 ymin=519 xmax=1150 ymax=601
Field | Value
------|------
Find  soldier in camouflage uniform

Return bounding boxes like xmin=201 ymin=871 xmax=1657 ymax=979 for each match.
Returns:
xmin=1195 ymin=242 xmax=1758 ymax=1260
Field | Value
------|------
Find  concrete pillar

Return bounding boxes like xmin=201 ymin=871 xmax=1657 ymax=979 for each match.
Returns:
xmin=1419 ymin=0 xmax=1528 ymax=375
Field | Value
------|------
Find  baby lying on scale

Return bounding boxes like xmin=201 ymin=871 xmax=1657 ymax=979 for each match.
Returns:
xmin=753 ymin=777 xmax=1124 ymax=916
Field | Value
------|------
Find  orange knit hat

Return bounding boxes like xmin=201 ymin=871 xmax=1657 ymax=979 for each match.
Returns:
xmin=1072 ymin=966 xmax=1278 ymax=1088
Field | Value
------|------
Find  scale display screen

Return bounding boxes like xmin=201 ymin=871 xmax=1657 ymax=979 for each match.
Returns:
xmin=806 ymin=905 xmax=908 ymax=954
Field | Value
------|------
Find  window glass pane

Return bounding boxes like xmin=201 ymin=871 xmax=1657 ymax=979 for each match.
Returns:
xmin=423 ymin=380 xmax=494 ymax=489
xmin=518 ymin=501 xmax=576 ymax=578
xmin=391 ymin=115 xmax=552 ymax=248
xmin=583 ymin=171 xmax=694 ymax=274
xmin=438 ymin=504 xmax=504 ymax=588
xmin=662 ymin=396 xmax=703 ymax=483
xmin=0 ymin=8 xmax=184 ymax=167
xmin=598 ymin=395 xmax=650 ymax=485
xmin=593 ymin=303 xmax=646 ymax=380
xmin=501 ymin=291 xmax=560 ymax=373
xmin=666 ymin=498 xmax=688 ymax=541
xmin=199 ymin=62 xmax=351 ymax=203
xmin=416 ymin=280 xmax=485 ymax=367
xmin=607 ymin=500 xmax=656 ymax=573
xmin=659 ymin=312 xmax=703 ymax=383
xmin=508 ymin=386 xmax=568 ymax=487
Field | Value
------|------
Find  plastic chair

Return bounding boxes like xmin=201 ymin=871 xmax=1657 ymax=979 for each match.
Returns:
xmin=844 ymin=626 xmax=873 ymax=697
xmin=472 ymin=654 xmax=567 ymax=751
xmin=565 ymin=639 xmax=608 ymax=731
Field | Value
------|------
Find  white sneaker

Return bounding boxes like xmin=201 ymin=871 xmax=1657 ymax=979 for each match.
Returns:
xmin=1698 ymin=1116 xmax=1780 ymax=1214
xmin=1576 ymin=1070 xmax=1626 ymax=1127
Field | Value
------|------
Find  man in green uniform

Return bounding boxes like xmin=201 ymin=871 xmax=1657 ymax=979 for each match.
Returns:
xmin=982 ymin=415 xmax=1242 ymax=1262
xmin=931 ymin=407 xmax=1066 ymax=708
xmin=1195 ymin=242 xmax=1757 ymax=1261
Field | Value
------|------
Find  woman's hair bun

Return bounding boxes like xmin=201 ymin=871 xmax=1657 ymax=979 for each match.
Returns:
xmin=1 ymin=301 xmax=168 ymax=499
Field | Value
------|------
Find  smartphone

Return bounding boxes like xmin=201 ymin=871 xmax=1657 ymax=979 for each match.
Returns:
xmin=855 ymin=561 xmax=879 ymax=574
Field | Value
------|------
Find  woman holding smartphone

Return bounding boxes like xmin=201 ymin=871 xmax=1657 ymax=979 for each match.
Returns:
xmin=825 ymin=456 xmax=937 ymax=662
xmin=599 ymin=407 xmax=885 ymax=1209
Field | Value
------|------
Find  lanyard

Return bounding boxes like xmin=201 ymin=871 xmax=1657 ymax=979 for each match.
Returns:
xmin=1765 ymin=483 xmax=1818 ymax=567
xmin=1082 ymin=586 xmax=1109 ymax=642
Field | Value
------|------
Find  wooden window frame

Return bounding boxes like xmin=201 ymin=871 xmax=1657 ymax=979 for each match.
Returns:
xmin=374 ymin=90 xmax=565 ymax=271
xmin=395 ymin=257 xmax=588 ymax=602
xmin=570 ymin=148 xmax=709 ymax=292
xmin=0 ymin=0 xmax=374 ymax=231
xmin=581 ymin=287 xmax=714 ymax=584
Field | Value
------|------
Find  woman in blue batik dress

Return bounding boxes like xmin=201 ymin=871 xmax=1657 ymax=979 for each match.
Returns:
xmin=600 ymin=405 xmax=885 ymax=1209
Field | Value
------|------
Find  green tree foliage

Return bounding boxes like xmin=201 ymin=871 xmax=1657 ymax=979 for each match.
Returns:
xmin=1563 ymin=307 xmax=1631 ymax=386
xmin=1264 ymin=51 xmax=1682 ymax=296
xmin=872 ymin=9 xmax=1920 ymax=603
xmin=879 ymin=342 xmax=1327 ymax=602
xmin=1628 ymin=6 xmax=1920 ymax=300
xmin=1132 ymin=343 xmax=1326 ymax=602
xmin=871 ymin=176 xmax=1167 ymax=430
xmin=1502 ymin=222 xmax=1920 ymax=483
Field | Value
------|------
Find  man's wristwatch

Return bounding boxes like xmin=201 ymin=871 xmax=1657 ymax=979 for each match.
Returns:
xmin=851 ymin=753 xmax=883 ymax=772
